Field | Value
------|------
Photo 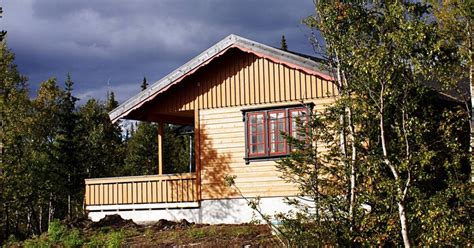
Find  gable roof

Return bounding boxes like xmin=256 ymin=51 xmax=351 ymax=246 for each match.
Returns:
xmin=109 ymin=34 xmax=333 ymax=122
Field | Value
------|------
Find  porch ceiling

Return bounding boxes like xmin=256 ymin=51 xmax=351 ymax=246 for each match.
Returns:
xmin=140 ymin=110 xmax=194 ymax=124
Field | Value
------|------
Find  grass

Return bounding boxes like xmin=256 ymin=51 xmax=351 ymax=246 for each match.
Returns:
xmin=9 ymin=220 xmax=281 ymax=247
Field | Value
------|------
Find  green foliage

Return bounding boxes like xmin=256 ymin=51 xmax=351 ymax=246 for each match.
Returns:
xmin=62 ymin=229 xmax=84 ymax=248
xmin=22 ymin=235 xmax=50 ymax=248
xmin=163 ymin=125 xmax=192 ymax=174
xmin=274 ymin=1 xmax=472 ymax=247
xmin=0 ymin=28 xmax=191 ymax=246
xmin=280 ymin=35 xmax=288 ymax=51
xmin=123 ymin=122 xmax=159 ymax=175
xmin=106 ymin=91 xmax=119 ymax=112
xmin=188 ymin=229 xmax=208 ymax=239
xmin=106 ymin=230 xmax=124 ymax=248
xmin=78 ymin=99 xmax=125 ymax=178
xmin=47 ymin=220 xmax=66 ymax=242
xmin=0 ymin=42 xmax=127 ymax=244
xmin=124 ymin=123 xmax=191 ymax=175
xmin=85 ymin=232 xmax=107 ymax=248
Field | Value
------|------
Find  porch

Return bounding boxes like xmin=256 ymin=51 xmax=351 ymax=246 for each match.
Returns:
xmin=84 ymin=172 xmax=199 ymax=211
xmin=85 ymin=108 xmax=202 ymax=213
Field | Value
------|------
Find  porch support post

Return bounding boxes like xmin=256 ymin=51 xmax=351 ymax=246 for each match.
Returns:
xmin=194 ymin=108 xmax=201 ymax=201
xmin=158 ymin=122 xmax=164 ymax=175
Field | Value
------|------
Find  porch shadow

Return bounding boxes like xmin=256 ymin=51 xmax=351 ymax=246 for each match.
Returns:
xmin=196 ymin=128 xmax=243 ymax=223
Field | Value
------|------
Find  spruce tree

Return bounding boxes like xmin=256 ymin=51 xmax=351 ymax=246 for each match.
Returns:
xmin=280 ymin=35 xmax=288 ymax=51
xmin=78 ymin=99 xmax=125 ymax=178
xmin=55 ymin=74 xmax=80 ymax=219
xmin=106 ymin=90 xmax=118 ymax=112
xmin=141 ymin=77 xmax=148 ymax=91
xmin=0 ymin=7 xmax=6 ymax=42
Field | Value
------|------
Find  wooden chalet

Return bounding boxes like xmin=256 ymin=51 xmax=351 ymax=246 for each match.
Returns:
xmin=84 ymin=34 xmax=338 ymax=223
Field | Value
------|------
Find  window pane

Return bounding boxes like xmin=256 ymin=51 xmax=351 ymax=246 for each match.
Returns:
xmin=290 ymin=109 xmax=307 ymax=139
xmin=257 ymin=123 xmax=264 ymax=133
xmin=249 ymin=115 xmax=256 ymax=124
xmin=257 ymin=144 xmax=264 ymax=153
xmin=278 ymin=122 xmax=285 ymax=138
xmin=277 ymin=143 xmax=285 ymax=152
xmin=251 ymin=145 xmax=258 ymax=154
xmin=248 ymin=112 xmax=265 ymax=156
xmin=268 ymin=110 xmax=286 ymax=154
xmin=251 ymin=134 xmax=257 ymax=143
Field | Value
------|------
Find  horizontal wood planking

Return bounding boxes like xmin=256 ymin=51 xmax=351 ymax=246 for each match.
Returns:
xmin=148 ymin=49 xmax=338 ymax=115
xmin=197 ymin=100 xmax=332 ymax=200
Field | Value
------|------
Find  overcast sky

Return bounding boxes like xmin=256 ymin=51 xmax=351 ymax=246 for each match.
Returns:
xmin=3 ymin=0 xmax=317 ymax=103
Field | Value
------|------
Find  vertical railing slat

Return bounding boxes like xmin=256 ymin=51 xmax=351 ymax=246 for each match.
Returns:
xmin=85 ymin=173 xmax=198 ymax=207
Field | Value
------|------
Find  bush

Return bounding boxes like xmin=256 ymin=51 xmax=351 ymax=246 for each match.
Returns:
xmin=23 ymin=235 xmax=50 ymax=248
xmin=85 ymin=233 xmax=107 ymax=248
xmin=62 ymin=229 xmax=84 ymax=248
xmin=106 ymin=230 xmax=124 ymax=248
xmin=48 ymin=219 xmax=66 ymax=242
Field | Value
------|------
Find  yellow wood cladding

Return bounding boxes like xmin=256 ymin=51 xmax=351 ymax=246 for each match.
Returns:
xmin=197 ymin=99 xmax=335 ymax=200
xmin=84 ymin=173 xmax=198 ymax=205
xmin=151 ymin=48 xmax=338 ymax=114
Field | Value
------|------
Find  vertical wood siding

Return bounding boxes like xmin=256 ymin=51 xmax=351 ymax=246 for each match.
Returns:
xmin=149 ymin=48 xmax=338 ymax=114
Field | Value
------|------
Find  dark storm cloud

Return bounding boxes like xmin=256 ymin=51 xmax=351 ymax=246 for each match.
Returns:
xmin=3 ymin=0 xmax=316 ymax=103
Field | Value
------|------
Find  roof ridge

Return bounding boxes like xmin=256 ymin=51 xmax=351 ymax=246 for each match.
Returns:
xmin=109 ymin=34 xmax=332 ymax=122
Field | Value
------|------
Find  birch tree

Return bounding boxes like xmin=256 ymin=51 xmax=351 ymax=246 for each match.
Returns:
xmin=276 ymin=1 xmax=471 ymax=246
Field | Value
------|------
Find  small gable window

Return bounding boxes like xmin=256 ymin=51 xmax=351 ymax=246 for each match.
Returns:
xmin=243 ymin=104 xmax=311 ymax=163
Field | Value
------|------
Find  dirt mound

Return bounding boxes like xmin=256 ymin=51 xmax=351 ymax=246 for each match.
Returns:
xmin=62 ymin=216 xmax=93 ymax=229
xmin=89 ymin=214 xmax=138 ymax=229
xmin=152 ymin=219 xmax=195 ymax=231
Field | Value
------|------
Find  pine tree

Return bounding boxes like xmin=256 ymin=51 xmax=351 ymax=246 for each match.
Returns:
xmin=280 ymin=35 xmax=288 ymax=51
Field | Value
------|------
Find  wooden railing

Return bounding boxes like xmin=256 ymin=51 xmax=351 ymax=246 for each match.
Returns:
xmin=84 ymin=173 xmax=198 ymax=206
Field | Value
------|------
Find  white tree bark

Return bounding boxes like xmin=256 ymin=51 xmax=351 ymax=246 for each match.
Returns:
xmin=379 ymin=85 xmax=411 ymax=248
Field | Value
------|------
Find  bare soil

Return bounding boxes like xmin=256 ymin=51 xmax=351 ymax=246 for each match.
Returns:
xmin=66 ymin=214 xmax=281 ymax=247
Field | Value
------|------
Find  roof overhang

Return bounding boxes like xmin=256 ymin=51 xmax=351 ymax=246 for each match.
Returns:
xmin=109 ymin=34 xmax=334 ymax=123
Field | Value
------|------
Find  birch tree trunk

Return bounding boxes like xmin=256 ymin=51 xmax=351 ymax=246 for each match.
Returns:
xmin=379 ymin=86 xmax=411 ymax=247
xmin=48 ymin=193 xmax=53 ymax=225
xmin=335 ymin=54 xmax=357 ymax=235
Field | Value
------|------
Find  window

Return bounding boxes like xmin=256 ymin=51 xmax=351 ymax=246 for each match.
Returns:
xmin=244 ymin=105 xmax=310 ymax=162
xmin=268 ymin=110 xmax=287 ymax=155
xmin=289 ymin=108 xmax=308 ymax=140
xmin=247 ymin=112 xmax=266 ymax=156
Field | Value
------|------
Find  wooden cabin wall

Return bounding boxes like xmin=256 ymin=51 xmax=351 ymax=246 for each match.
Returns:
xmin=198 ymin=99 xmax=335 ymax=200
xmin=148 ymin=49 xmax=339 ymax=199
xmin=151 ymin=48 xmax=338 ymax=114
